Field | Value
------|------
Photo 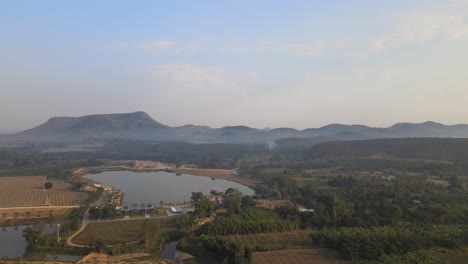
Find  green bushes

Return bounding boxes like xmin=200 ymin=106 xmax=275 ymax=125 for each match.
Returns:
xmin=179 ymin=235 xmax=251 ymax=264
xmin=311 ymin=224 xmax=468 ymax=261
xmin=201 ymin=208 xmax=300 ymax=236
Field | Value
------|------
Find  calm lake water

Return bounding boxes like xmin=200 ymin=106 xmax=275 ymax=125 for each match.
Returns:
xmin=84 ymin=171 xmax=254 ymax=207
xmin=0 ymin=224 xmax=82 ymax=261
xmin=0 ymin=225 xmax=28 ymax=258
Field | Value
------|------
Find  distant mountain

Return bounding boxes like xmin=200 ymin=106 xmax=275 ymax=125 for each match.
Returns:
xmin=21 ymin=111 xmax=164 ymax=134
xmin=308 ymin=138 xmax=468 ymax=162
xmin=6 ymin=112 xmax=468 ymax=145
xmin=17 ymin=111 xmax=171 ymax=141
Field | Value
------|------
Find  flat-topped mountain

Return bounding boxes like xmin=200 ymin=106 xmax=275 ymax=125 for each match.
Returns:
xmin=7 ymin=112 xmax=468 ymax=145
xmin=20 ymin=111 xmax=166 ymax=135
xmin=16 ymin=111 xmax=170 ymax=141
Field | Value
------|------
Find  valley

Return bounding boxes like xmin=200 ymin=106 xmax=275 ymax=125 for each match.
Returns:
xmin=0 ymin=114 xmax=467 ymax=263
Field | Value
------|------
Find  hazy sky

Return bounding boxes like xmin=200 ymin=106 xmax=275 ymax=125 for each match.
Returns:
xmin=2 ymin=1 xmax=468 ymax=132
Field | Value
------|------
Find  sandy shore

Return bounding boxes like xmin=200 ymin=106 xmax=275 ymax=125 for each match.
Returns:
xmin=175 ymin=167 xmax=257 ymax=187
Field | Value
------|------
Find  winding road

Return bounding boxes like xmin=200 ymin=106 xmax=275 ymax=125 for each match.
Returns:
xmin=65 ymin=208 xmax=90 ymax=248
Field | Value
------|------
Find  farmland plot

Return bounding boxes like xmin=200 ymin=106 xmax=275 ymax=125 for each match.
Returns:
xmin=46 ymin=181 xmax=88 ymax=206
xmin=0 ymin=176 xmax=87 ymax=208
xmin=0 ymin=176 xmax=47 ymax=207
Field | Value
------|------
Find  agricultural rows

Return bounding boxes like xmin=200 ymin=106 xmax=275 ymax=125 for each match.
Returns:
xmin=47 ymin=189 xmax=88 ymax=206
xmin=0 ymin=189 xmax=46 ymax=207
xmin=0 ymin=176 xmax=87 ymax=208
xmin=0 ymin=177 xmax=47 ymax=207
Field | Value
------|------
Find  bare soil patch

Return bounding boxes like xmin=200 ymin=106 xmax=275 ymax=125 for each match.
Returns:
xmin=175 ymin=167 xmax=257 ymax=187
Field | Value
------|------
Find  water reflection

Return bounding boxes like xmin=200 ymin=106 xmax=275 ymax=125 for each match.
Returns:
xmin=85 ymin=171 xmax=254 ymax=207
xmin=0 ymin=224 xmax=83 ymax=261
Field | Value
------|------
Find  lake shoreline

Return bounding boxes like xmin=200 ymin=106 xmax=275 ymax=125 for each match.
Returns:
xmin=82 ymin=170 xmax=255 ymax=207
xmin=71 ymin=160 xmax=258 ymax=188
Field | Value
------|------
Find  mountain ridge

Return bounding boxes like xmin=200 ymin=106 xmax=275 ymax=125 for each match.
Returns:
xmin=7 ymin=112 xmax=468 ymax=145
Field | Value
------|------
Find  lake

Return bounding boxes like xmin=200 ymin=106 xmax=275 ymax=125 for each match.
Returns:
xmin=0 ymin=224 xmax=82 ymax=261
xmin=0 ymin=225 xmax=28 ymax=258
xmin=84 ymin=171 xmax=254 ymax=207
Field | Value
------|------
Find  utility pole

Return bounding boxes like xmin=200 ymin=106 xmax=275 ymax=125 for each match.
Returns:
xmin=56 ymin=223 xmax=60 ymax=243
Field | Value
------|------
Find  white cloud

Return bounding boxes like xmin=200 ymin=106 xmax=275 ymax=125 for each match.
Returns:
xmin=287 ymin=43 xmax=325 ymax=57
xmin=218 ymin=42 xmax=347 ymax=58
xmin=136 ymin=40 xmax=175 ymax=53
xmin=365 ymin=10 xmax=468 ymax=55
xmin=382 ymin=68 xmax=402 ymax=80
xmin=149 ymin=64 xmax=227 ymax=89
xmin=218 ymin=43 xmax=271 ymax=53
xmin=118 ymin=40 xmax=200 ymax=55
xmin=357 ymin=69 xmax=366 ymax=79
xmin=175 ymin=43 xmax=201 ymax=54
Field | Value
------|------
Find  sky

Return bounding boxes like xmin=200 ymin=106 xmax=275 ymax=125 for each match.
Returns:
xmin=1 ymin=0 xmax=468 ymax=132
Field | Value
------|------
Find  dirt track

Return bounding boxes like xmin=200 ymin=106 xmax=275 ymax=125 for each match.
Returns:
xmin=0 ymin=205 xmax=78 ymax=224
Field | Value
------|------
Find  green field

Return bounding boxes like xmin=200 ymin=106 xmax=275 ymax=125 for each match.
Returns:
xmin=42 ymin=144 xmax=102 ymax=153
xmin=72 ymin=218 xmax=175 ymax=245
xmin=224 ymin=229 xmax=315 ymax=251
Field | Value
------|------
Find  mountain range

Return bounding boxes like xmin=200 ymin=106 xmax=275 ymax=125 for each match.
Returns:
xmin=4 ymin=111 xmax=468 ymax=147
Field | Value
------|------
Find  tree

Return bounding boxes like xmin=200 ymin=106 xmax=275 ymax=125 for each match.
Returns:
xmin=141 ymin=220 xmax=157 ymax=249
xmin=191 ymin=192 xmax=216 ymax=218
xmin=178 ymin=213 xmax=196 ymax=229
xmin=449 ymin=175 xmax=464 ymax=190
xmin=223 ymin=188 xmax=243 ymax=213
xmin=210 ymin=190 xmax=223 ymax=196
xmin=44 ymin=182 xmax=53 ymax=189
xmin=242 ymin=195 xmax=256 ymax=207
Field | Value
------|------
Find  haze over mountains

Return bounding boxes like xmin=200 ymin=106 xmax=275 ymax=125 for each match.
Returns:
xmin=5 ymin=111 xmax=468 ymax=147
